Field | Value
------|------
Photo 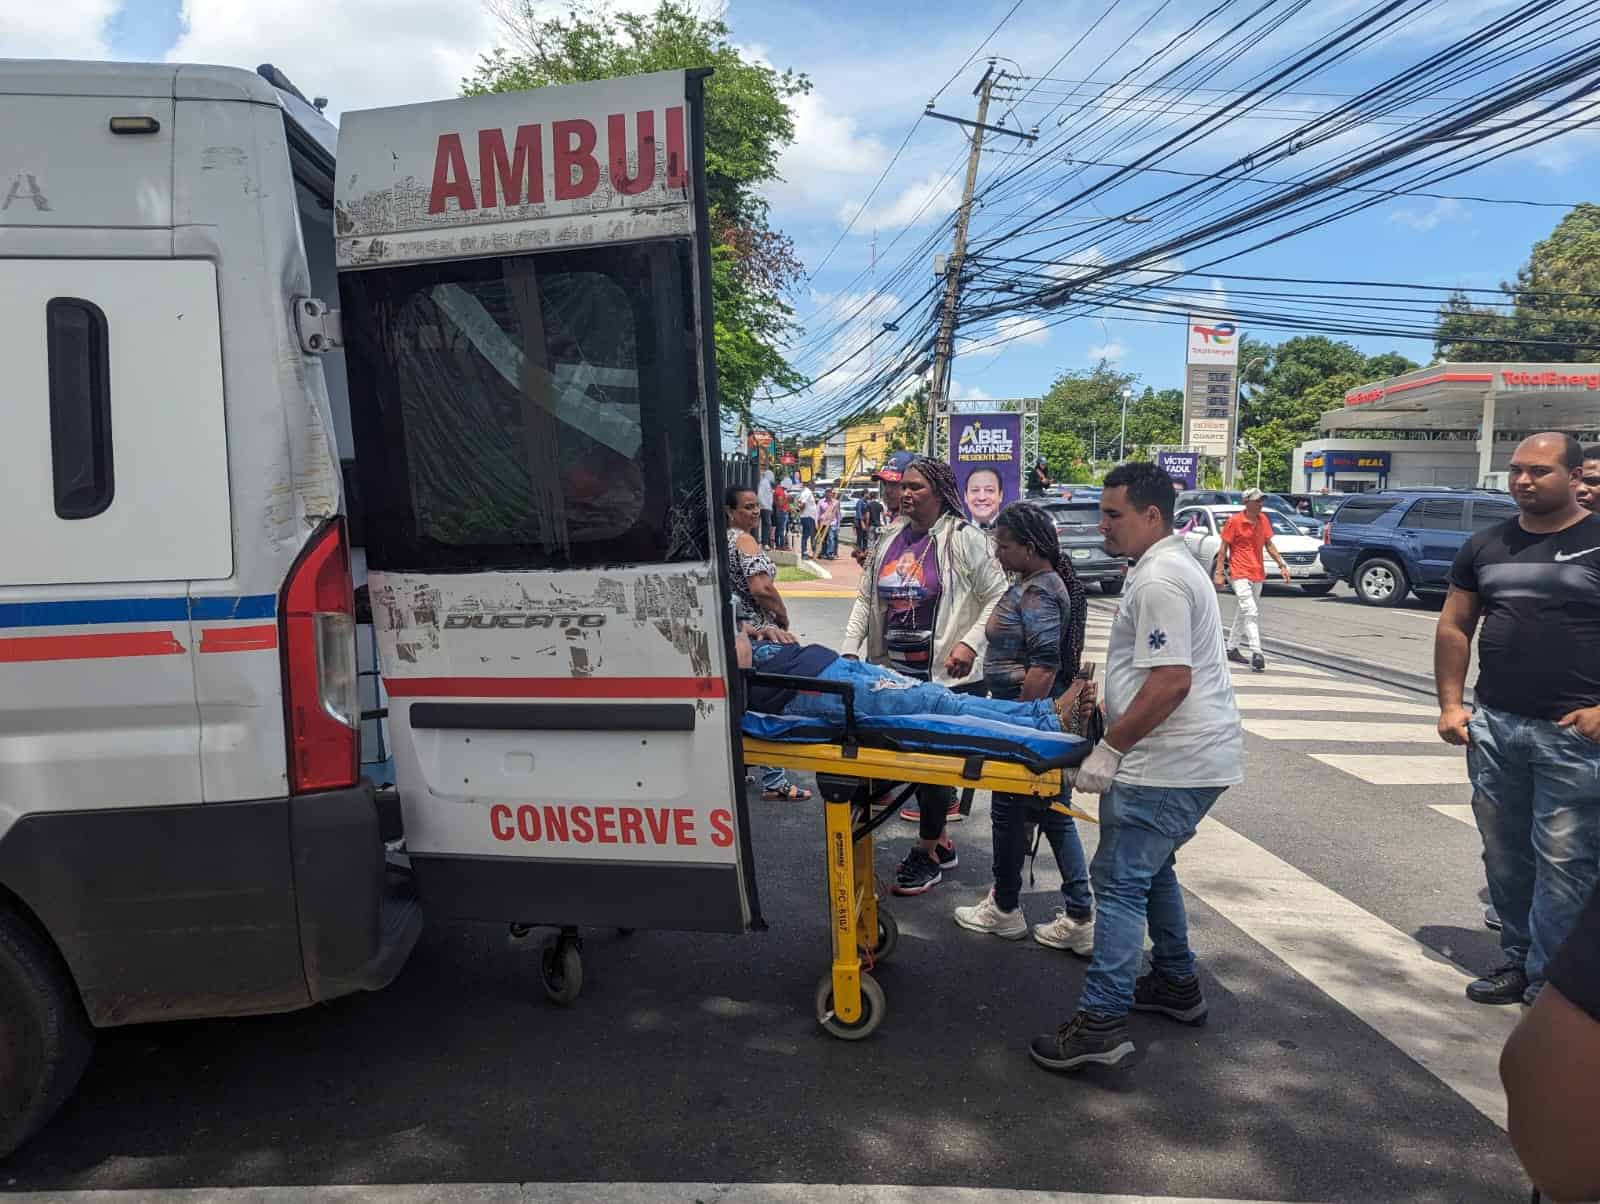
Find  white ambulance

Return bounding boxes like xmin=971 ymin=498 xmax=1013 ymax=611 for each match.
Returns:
xmin=0 ymin=58 xmax=753 ymax=1156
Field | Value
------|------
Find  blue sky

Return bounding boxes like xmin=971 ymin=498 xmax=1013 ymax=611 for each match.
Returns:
xmin=7 ymin=0 xmax=1596 ymax=440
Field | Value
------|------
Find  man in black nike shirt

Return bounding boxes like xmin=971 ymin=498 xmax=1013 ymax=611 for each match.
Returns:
xmin=1436 ymin=432 xmax=1600 ymax=1007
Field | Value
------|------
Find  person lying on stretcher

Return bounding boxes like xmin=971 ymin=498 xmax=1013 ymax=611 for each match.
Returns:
xmin=736 ymin=624 xmax=1096 ymax=733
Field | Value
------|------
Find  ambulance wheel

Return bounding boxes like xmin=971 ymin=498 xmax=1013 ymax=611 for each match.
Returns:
xmin=862 ymin=910 xmax=899 ymax=963
xmin=540 ymin=939 xmax=583 ymax=1005
xmin=0 ymin=905 xmax=93 ymax=1158
xmin=815 ymin=972 xmax=885 ymax=1041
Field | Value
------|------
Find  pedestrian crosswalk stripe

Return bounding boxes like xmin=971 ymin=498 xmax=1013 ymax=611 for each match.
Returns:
xmin=1430 ymin=803 xmax=1477 ymax=826
xmin=1184 ymin=817 xmax=1517 ymax=1129
xmin=1242 ymin=718 xmax=1438 ymax=743
xmin=1229 ymin=675 xmax=1395 ymax=696
xmin=1313 ymin=754 xmax=1472 ymax=785
xmin=1238 ymin=695 xmax=1437 ymax=716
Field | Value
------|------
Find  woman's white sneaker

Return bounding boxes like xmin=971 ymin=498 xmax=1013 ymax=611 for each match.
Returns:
xmin=954 ymin=890 xmax=1027 ymax=939
xmin=1033 ymin=908 xmax=1094 ymax=955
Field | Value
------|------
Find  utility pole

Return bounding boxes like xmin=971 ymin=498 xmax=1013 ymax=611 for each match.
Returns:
xmin=924 ymin=63 xmax=1034 ymax=455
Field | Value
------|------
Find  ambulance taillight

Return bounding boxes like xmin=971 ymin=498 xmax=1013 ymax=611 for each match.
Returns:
xmin=278 ymin=517 xmax=360 ymax=793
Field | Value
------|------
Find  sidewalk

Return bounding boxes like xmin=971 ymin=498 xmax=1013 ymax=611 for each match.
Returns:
xmin=776 ymin=539 xmax=863 ymax=599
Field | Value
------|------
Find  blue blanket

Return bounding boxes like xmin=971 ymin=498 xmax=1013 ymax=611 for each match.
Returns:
xmin=742 ymin=710 xmax=1091 ymax=775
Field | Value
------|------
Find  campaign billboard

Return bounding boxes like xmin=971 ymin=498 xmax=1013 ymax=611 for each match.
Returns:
xmin=949 ymin=413 xmax=1022 ymax=527
xmin=1156 ymin=451 xmax=1200 ymax=489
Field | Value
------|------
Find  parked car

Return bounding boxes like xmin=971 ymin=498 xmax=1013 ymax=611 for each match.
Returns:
xmin=1281 ymin=493 xmax=1350 ymax=522
xmin=1175 ymin=490 xmax=1320 ymax=536
xmin=1041 ymin=500 xmax=1127 ymax=594
xmin=1319 ymin=489 xmax=1519 ymax=606
xmin=1174 ymin=505 xmax=1337 ymax=594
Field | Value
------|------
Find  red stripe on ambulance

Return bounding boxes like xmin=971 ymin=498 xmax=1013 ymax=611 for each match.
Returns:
xmin=0 ymin=630 xmax=186 ymax=663
xmin=198 ymin=624 xmax=278 ymax=653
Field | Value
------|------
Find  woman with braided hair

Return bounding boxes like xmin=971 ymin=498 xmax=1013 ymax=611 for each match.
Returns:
xmin=842 ymin=455 xmax=1009 ymax=895
xmin=954 ymin=502 xmax=1097 ymax=952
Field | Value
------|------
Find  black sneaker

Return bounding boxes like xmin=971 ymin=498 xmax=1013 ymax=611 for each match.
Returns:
xmin=1250 ymin=652 xmax=1266 ymax=673
xmin=1133 ymin=971 xmax=1208 ymax=1025
xmin=892 ymin=848 xmax=943 ymax=896
xmin=1029 ymin=1011 xmax=1137 ymax=1072
xmin=1227 ymin=648 xmax=1250 ymax=666
xmin=1467 ymin=963 xmax=1528 ymax=1005
xmin=934 ymin=839 xmax=959 ymax=871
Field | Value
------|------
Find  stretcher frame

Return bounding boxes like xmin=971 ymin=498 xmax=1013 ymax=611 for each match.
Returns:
xmin=742 ymin=670 xmax=1094 ymax=1040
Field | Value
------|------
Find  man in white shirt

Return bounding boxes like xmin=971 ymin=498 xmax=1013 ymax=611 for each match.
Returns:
xmin=797 ymin=483 xmax=819 ymax=559
xmin=757 ymin=469 xmax=775 ymax=549
xmin=1031 ymin=461 xmax=1243 ymax=1074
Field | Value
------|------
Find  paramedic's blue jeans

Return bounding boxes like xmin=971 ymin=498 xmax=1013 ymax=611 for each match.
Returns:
xmin=774 ymin=513 xmax=789 ymax=547
xmin=1467 ymin=704 xmax=1600 ymax=1002
xmin=1078 ymin=783 xmax=1225 ymax=1019
xmin=992 ymin=791 xmax=1092 ymax=919
xmin=801 ymin=518 xmax=817 ymax=555
xmin=765 ymin=653 xmax=1062 ymax=731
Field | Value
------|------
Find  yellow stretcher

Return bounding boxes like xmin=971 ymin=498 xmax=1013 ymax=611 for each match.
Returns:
xmin=743 ymin=714 xmax=1095 ymax=1041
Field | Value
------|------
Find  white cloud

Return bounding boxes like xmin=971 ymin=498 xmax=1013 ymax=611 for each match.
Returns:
xmin=960 ymin=315 xmax=1050 ymax=359
xmin=849 ymin=169 xmax=960 ymax=230
xmin=1388 ymin=197 xmax=1466 ymax=233
xmin=1 ymin=0 xmax=115 ymax=59
xmin=167 ymin=0 xmax=504 ymax=117
xmin=1087 ymin=340 xmax=1126 ymax=363
xmin=950 ymin=381 xmax=992 ymax=402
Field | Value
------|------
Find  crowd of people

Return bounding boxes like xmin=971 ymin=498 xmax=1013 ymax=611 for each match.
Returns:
xmin=754 ymin=468 xmax=874 ymax=562
xmin=725 ymin=456 xmax=1245 ymax=1073
xmin=727 ymin=437 xmax=1600 ymax=1195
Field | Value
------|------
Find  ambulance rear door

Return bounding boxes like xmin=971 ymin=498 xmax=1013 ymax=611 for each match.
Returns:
xmin=336 ymin=70 xmax=758 ymax=933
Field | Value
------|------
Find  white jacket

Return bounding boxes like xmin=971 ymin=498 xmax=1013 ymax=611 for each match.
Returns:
xmin=841 ymin=512 xmax=1009 ymax=687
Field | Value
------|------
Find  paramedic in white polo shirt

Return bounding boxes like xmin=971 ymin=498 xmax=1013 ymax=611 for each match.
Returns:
xmin=1031 ymin=460 xmax=1243 ymax=1074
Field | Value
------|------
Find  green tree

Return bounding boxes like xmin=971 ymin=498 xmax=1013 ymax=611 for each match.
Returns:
xmin=1435 ymin=204 xmax=1600 ymax=363
xmin=465 ymin=1 xmax=811 ymax=428
xmin=1234 ymin=338 xmax=1418 ymax=490
xmin=1039 ymin=361 xmax=1180 ymax=462
xmin=881 ymin=385 xmax=928 ymax=453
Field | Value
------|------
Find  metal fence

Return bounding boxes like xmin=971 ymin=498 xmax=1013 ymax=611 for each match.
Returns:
xmin=722 ymin=454 xmax=758 ymax=492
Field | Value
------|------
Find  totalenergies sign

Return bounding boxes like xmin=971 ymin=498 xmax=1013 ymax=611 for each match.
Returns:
xmin=1186 ymin=315 xmax=1239 ymax=365
xmin=1503 ymin=369 xmax=1600 ymax=389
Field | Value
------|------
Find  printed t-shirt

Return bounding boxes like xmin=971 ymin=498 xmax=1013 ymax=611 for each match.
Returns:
xmin=983 ymin=570 xmax=1075 ymax=701
xmin=877 ymin=526 xmax=942 ymax=678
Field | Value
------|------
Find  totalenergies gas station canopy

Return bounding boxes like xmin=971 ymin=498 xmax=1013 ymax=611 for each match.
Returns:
xmin=1322 ymin=362 xmax=1600 ymax=434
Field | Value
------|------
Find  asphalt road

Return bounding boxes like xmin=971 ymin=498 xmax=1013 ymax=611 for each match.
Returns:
xmin=4 ymin=593 xmax=1528 ymax=1203
xmin=1215 ymin=581 xmax=1445 ymax=687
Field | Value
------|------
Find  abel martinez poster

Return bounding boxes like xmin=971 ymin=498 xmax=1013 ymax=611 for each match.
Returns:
xmin=950 ymin=413 xmax=1023 ymax=527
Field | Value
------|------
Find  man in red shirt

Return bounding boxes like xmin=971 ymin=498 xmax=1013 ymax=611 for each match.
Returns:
xmin=1214 ymin=488 xmax=1291 ymax=672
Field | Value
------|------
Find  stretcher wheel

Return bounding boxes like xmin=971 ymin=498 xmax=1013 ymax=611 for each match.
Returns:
xmin=815 ymin=972 xmax=885 ymax=1041
xmin=862 ymin=910 xmax=899 ymax=963
xmin=540 ymin=937 xmax=583 ymax=1005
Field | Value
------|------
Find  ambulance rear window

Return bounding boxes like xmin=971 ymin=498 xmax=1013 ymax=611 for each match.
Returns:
xmin=343 ymin=240 xmax=708 ymax=571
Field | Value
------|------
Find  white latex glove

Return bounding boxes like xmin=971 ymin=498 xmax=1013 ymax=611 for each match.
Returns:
xmin=1072 ymin=742 xmax=1125 ymax=794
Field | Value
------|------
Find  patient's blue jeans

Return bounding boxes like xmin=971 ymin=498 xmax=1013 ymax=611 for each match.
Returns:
xmin=754 ymin=649 xmax=1062 ymax=732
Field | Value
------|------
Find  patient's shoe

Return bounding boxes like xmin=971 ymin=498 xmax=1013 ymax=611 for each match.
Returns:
xmin=954 ymin=890 xmax=1027 ymax=939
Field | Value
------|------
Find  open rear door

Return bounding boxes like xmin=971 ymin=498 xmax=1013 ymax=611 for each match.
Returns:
xmin=336 ymin=70 xmax=757 ymax=933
